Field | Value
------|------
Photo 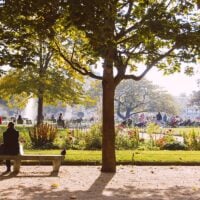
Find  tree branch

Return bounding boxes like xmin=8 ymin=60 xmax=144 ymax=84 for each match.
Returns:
xmin=44 ymin=51 xmax=53 ymax=70
xmin=117 ymin=0 xmax=133 ymax=38
xmin=55 ymin=40 xmax=103 ymax=80
xmin=123 ymin=45 xmax=177 ymax=81
xmin=116 ymin=16 xmax=147 ymax=40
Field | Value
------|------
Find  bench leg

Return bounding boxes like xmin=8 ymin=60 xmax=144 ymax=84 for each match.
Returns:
xmin=52 ymin=160 xmax=61 ymax=172
xmin=13 ymin=160 xmax=21 ymax=173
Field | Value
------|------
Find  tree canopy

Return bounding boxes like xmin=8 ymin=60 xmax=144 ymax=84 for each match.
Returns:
xmin=0 ymin=0 xmax=85 ymax=123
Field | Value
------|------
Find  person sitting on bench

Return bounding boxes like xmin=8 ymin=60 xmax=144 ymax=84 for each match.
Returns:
xmin=3 ymin=122 xmax=20 ymax=173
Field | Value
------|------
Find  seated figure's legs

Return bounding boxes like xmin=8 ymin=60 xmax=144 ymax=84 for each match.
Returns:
xmin=0 ymin=143 xmax=4 ymax=155
xmin=5 ymin=160 xmax=11 ymax=171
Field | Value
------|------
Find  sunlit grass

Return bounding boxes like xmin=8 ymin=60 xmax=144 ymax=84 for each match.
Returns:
xmin=137 ymin=127 xmax=200 ymax=136
xmin=24 ymin=150 xmax=200 ymax=164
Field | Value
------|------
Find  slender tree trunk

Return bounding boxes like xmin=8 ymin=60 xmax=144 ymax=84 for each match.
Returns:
xmin=125 ymin=107 xmax=132 ymax=119
xmin=116 ymin=100 xmax=126 ymax=120
xmin=101 ymin=58 xmax=116 ymax=172
xmin=37 ymin=89 xmax=44 ymax=125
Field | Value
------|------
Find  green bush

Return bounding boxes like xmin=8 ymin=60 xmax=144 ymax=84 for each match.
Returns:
xmin=183 ymin=129 xmax=200 ymax=150
xmin=116 ymin=128 xmax=140 ymax=150
xmin=155 ymin=134 xmax=175 ymax=149
xmin=85 ymin=124 xmax=102 ymax=150
xmin=53 ymin=129 xmax=71 ymax=149
xmin=18 ymin=128 xmax=32 ymax=149
xmin=161 ymin=142 xmax=187 ymax=150
xmin=28 ymin=123 xmax=58 ymax=149
xmin=146 ymin=123 xmax=161 ymax=134
xmin=138 ymin=141 xmax=160 ymax=150
xmin=58 ymin=124 xmax=102 ymax=150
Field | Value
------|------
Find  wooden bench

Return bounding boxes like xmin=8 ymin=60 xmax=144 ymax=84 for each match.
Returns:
xmin=0 ymin=155 xmax=65 ymax=173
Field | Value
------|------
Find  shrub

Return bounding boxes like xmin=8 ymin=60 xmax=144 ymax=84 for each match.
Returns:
xmin=19 ymin=129 xmax=32 ymax=149
xmin=85 ymin=124 xmax=102 ymax=150
xmin=138 ymin=141 xmax=160 ymax=150
xmin=28 ymin=123 xmax=58 ymax=149
xmin=146 ymin=123 xmax=161 ymax=135
xmin=155 ymin=134 xmax=175 ymax=149
xmin=59 ymin=124 xmax=102 ymax=150
xmin=116 ymin=128 xmax=140 ymax=150
xmin=182 ymin=129 xmax=200 ymax=150
xmin=161 ymin=142 xmax=187 ymax=150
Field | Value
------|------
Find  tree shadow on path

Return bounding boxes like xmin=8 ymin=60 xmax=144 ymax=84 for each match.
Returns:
xmin=0 ymin=170 xmax=200 ymax=200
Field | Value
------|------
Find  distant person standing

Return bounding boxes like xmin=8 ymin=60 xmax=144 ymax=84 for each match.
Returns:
xmin=17 ymin=115 xmax=23 ymax=124
xmin=3 ymin=122 xmax=19 ymax=172
xmin=163 ymin=113 xmax=167 ymax=124
xmin=156 ymin=112 xmax=162 ymax=121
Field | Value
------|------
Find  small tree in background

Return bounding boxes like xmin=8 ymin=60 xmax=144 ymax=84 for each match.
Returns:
xmin=0 ymin=1 xmax=85 ymax=125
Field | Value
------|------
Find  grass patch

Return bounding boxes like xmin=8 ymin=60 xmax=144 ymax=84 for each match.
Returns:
xmin=132 ymin=150 xmax=200 ymax=164
xmin=137 ymin=127 xmax=200 ymax=135
xmin=24 ymin=150 xmax=200 ymax=164
xmin=161 ymin=127 xmax=200 ymax=136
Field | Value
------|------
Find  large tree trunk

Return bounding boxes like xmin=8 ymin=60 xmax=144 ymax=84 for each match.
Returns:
xmin=101 ymin=59 xmax=116 ymax=172
xmin=37 ymin=89 xmax=44 ymax=125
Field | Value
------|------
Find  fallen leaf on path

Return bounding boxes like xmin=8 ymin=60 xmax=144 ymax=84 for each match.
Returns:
xmin=51 ymin=183 xmax=59 ymax=188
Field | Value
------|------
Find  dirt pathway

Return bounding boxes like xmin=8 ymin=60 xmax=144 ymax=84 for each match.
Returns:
xmin=0 ymin=165 xmax=200 ymax=199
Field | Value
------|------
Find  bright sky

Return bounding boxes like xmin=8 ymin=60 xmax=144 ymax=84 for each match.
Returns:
xmin=146 ymin=67 xmax=199 ymax=96
xmin=93 ymin=63 xmax=199 ymax=97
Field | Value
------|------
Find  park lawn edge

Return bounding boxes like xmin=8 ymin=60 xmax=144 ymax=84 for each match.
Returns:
xmin=21 ymin=150 xmax=200 ymax=165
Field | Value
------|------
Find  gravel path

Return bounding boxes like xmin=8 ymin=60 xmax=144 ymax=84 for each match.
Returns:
xmin=0 ymin=165 xmax=200 ymax=200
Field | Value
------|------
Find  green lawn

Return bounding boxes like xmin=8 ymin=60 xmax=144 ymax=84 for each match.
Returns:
xmin=24 ymin=150 xmax=200 ymax=164
xmin=160 ymin=127 xmax=200 ymax=135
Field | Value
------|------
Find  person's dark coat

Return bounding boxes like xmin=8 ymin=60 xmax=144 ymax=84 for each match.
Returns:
xmin=0 ymin=143 xmax=5 ymax=154
xmin=3 ymin=127 xmax=19 ymax=155
xmin=156 ymin=112 xmax=162 ymax=121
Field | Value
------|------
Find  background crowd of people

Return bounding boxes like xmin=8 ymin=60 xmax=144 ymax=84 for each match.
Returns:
xmin=121 ymin=112 xmax=200 ymax=128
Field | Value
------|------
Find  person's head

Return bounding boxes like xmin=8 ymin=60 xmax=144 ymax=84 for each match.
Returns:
xmin=8 ymin=122 xmax=14 ymax=129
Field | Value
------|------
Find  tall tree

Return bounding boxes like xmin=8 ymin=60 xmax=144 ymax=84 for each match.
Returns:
xmin=56 ymin=0 xmax=199 ymax=172
xmin=0 ymin=0 xmax=84 ymax=124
